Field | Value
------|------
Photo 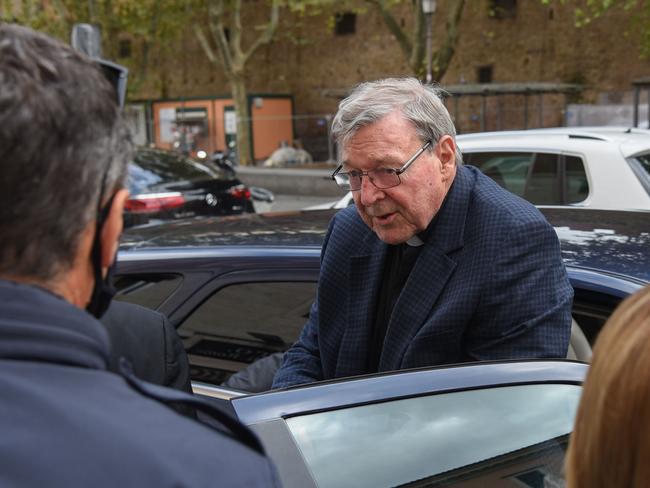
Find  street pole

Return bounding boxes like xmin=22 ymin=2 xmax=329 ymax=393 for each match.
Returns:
xmin=422 ymin=0 xmax=437 ymax=84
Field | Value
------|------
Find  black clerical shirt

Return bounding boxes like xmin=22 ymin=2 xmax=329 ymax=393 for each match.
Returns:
xmin=366 ymin=218 xmax=438 ymax=373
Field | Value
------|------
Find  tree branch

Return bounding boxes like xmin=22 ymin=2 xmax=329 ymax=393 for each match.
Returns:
xmin=241 ymin=0 xmax=279 ymax=64
xmin=432 ymin=0 xmax=466 ymax=81
xmin=365 ymin=0 xmax=413 ymax=61
xmin=195 ymin=25 xmax=220 ymax=65
xmin=231 ymin=0 xmax=244 ymax=62
xmin=205 ymin=0 xmax=235 ymax=73
xmin=410 ymin=0 xmax=425 ymax=72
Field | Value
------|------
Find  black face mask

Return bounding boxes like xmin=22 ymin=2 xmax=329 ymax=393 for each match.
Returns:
xmin=86 ymin=193 xmax=118 ymax=319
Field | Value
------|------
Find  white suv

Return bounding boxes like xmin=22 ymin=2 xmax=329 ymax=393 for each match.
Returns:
xmin=312 ymin=127 xmax=650 ymax=211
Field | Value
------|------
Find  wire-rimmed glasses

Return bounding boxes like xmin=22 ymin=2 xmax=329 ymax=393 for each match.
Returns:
xmin=331 ymin=140 xmax=432 ymax=191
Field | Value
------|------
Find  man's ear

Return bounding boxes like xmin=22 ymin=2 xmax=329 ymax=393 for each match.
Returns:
xmin=100 ymin=189 xmax=129 ymax=269
xmin=435 ymin=135 xmax=457 ymax=180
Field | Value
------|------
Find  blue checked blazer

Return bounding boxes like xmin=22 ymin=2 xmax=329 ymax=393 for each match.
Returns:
xmin=273 ymin=165 xmax=573 ymax=388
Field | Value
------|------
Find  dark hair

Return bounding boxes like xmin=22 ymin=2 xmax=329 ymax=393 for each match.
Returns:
xmin=0 ymin=23 xmax=132 ymax=280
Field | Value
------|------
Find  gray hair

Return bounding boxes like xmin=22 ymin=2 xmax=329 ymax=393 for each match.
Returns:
xmin=0 ymin=23 xmax=132 ymax=280
xmin=331 ymin=77 xmax=463 ymax=165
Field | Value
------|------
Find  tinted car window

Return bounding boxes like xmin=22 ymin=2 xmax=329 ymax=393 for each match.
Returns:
xmin=286 ymin=383 xmax=580 ymax=488
xmin=181 ymin=281 xmax=315 ymax=345
xmin=565 ymin=155 xmax=589 ymax=204
xmin=525 ymin=153 xmax=560 ymax=205
xmin=466 ymin=152 xmax=534 ymax=196
xmin=180 ymin=281 xmax=316 ymax=382
xmin=114 ymin=274 xmax=183 ymax=310
xmin=129 ymin=149 xmax=225 ymax=194
xmin=627 ymin=152 xmax=650 ymax=197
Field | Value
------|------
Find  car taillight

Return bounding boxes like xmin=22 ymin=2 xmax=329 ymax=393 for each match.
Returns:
xmin=228 ymin=185 xmax=251 ymax=200
xmin=125 ymin=192 xmax=185 ymax=214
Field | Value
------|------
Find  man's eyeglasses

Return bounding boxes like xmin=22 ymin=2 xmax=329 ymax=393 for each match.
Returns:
xmin=331 ymin=140 xmax=432 ymax=191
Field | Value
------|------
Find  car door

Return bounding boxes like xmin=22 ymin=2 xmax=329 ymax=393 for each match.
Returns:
xmin=222 ymin=360 xmax=586 ymax=488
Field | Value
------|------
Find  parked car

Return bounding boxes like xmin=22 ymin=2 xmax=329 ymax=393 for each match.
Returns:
xmin=124 ymin=147 xmax=255 ymax=227
xmin=197 ymin=359 xmax=586 ymax=488
xmin=308 ymin=127 xmax=650 ymax=210
xmin=116 ymin=207 xmax=649 ymax=386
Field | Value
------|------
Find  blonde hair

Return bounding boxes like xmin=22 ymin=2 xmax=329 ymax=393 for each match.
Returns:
xmin=566 ymin=286 xmax=650 ymax=488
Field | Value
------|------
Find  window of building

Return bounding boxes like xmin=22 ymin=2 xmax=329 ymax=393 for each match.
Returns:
xmin=335 ymin=12 xmax=357 ymax=35
xmin=489 ymin=0 xmax=517 ymax=19
xmin=478 ymin=65 xmax=494 ymax=83
xmin=118 ymin=39 xmax=131 ymax=58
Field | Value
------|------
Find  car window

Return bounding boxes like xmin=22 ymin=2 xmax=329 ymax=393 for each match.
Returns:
xmin=466 ymin=152 xmax=535 ymax=197
xmin=627 ymin=152 xmax=650 ymax=197
xmin=129 ymin=149 xmax=224 ymax=194
xmin=525 ymin=152 xmax=560 ymax=205
xmin=114 ymin=274 xmax=183 ymax=310
xmin=565 ymin=155 xmax=589 ymax=204
xmin=286 ymin=383 xmax=581 ymax=488
xmin=179 ymin=281 xmax=317 ymax=382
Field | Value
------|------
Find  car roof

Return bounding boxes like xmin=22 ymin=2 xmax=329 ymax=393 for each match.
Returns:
xmin=120 ymin=207 xmax=650 ymax=284
xmin=120 ymin=209 xmax=335 ymax=250
xmin=457 ymin=127 xmax=650 ymax=158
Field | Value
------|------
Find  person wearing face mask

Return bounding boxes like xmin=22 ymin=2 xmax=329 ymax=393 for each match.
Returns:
xmin=273 ymin=77 xmax=573 ymax=389
xmin=0 ymin=24 xmax=279 ymax=487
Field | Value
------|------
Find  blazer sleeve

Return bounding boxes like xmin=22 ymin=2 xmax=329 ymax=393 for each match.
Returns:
xmin=466 ymin=217 xmax=573 ymax=359
xmin=271 ymin=214 xmax=340 ymax=389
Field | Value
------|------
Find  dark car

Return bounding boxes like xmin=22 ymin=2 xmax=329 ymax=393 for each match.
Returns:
xmin=116 ymin=207 xmax=649 ymax=386
xmin=124 ymin=148 xmax=254 ymax=227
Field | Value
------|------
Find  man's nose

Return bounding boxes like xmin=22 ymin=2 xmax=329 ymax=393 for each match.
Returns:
xmin=359 ymin=175 xmax=384 ymax=207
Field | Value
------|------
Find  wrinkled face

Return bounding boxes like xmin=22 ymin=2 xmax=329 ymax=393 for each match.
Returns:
xmin=343 ymin=111 xmax=457 ymax=244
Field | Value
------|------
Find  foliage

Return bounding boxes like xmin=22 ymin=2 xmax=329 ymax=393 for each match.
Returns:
xmin=541 ymin=0 xmax=650 ymax=57
xmin=1 ymin=0 xmax=194 ymax=91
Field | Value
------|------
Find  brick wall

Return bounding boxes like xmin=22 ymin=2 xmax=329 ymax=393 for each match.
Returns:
xmin=126 ymin=1 xmax=649 ymax=126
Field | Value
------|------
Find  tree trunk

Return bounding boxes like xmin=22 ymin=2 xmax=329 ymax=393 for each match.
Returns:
xmin=230 ymin=74 xmax=253 ymax=165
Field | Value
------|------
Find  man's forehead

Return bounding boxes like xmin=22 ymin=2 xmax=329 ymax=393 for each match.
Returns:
xmin=341 ymin=152 xmax=399 ymax=170
xmin=341 ymin=130 xmax=418 ymax=168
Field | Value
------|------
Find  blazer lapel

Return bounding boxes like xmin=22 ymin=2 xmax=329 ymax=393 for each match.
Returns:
xmin=379 ymin=166 xmax=475 ymax=371
xmin=335 ymin=234 xmax=387 ymax=378
xmin=378 ymin=246 xmax=456 ymax=371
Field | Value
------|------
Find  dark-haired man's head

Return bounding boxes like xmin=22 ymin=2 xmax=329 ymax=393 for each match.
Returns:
xmin=0 ymin=23 xmax=131 ymax=309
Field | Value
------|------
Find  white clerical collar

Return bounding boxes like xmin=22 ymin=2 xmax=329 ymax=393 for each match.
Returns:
xmin=406 ymin=235 xmax=424 ymax=247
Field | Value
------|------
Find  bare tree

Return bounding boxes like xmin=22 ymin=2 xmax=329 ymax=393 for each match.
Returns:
xmin=196 ymin=0 xmax=280 ymax=165
xmin=365 ymin=0 xmax=465 ymax=81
